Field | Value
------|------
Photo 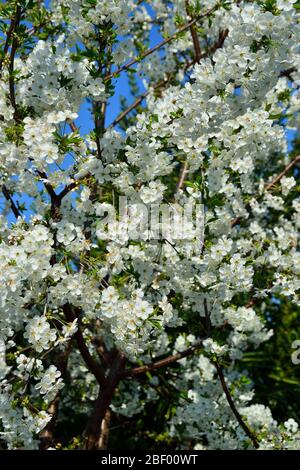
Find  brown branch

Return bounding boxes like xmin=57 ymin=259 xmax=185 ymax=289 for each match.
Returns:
xmin=182 ymin=28 xmax=228 ymax=73
xmin=211 ymin=29 xmax=229 ymax=54
xmin=110 ymin=28 xmax=228 ymax=130
xmin=120 ymin=339 xmax=205 ymax=378
xmin=35 ymin=170 xmax=62 ymax=223
xmin=66 ymin=119 xmax=78 ymax=133
xmin=189 ymin=25 xmax=202 ymax=61
xmin=185 ymin=0 xmax=202 ymax=62
xmin=104 ymin=5 xmax=218 ymax=82
xmin=231 ymin=155 xmax=300 ymax=227
xmin=93 ymin=102 xmax=103 ymax=160
xmin=214 ymin=361 xmax=259 ymax=449
xmin=63 ymin=304 xmax=105 ymax=387
xmin=36 ymin=170 xmax=59 ymax=202
xmin=176 ymin=161 xmax=189 ymax=193
xmin=83 ymin=352 xmax=125 ymax=450
xmin=2 ymin=185 xmax=21 ymax=218
xmin=265 ymin=155 xmax=300 ymax=191
xmin=93 ymin=338 xmax=116 ymax=368
xmin=111 ymin=78 xmax=167 ymax=127
xmin=279 ymin=67 xmax=297 ymax=80
xmin=7 ymin=5 xmax=22 ymax=122
xmin=26 ymin=19 xmax=51 ymax=37
xmin=0 ymin=7 xmax=20 ymax=76
xmin=112 ymin=90 xmax=149 ymax=127
xmin=57 ymin=180 xmax=79 ymax=200
xmin=98 ymin=409 xmax=111 ymax=450
xmin=39 ymin=344 xmax=71 ymax=449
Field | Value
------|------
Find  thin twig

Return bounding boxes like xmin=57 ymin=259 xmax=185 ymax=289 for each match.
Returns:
xmin=110 ymin=30 xmax=228 ymax=130
xmin=0 ymin=8 xmax=19 ymax=76
xmin=104 ymin=5 xmax=218 ymax=82
xmin=111 ymin=78 xmax=167 ymax=127
xmin=26 ymin=19 xmax=51 ymax=37
xmin=175 ymin=0 xmax=203 ymax=194
xmin=2 ymin=185 xmax=21 ymax=218
xmin=120 ymin=339 xmax=205 ymax=378
xmin=265 ymin=155 xmax=300 ymax=191
xmin=8 ymin=5 xmax=22 ymax=121
xmin=185 ymin=0 xmax=202 ymax=62
xmin=67 ymin=119 xmax=78 ymax=133
xmin=231 ymin=155 xmax=300 ymax=227
xmin=214 ymin=360 xmax=260 ymax=449
xmin=176 ymin=161 xmax=189 ymax=193
xmin=63 ymin=304 xmax=105 ymax=387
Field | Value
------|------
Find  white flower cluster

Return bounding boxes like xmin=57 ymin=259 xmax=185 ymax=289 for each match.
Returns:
xmin=0 ymin=0 xmax=299 ymax=450
xmin=0 ymin=391 xmax=51 ymax=449
xmin=24 ymin=316 xmax=57 ymax=353
xmin=35 ymin=365 xmax=63 ymax=398
xmin=100 ymin=286 xmax=157 ymax=356
xmin=18 ymin=39 xmax=106 ymax=115
xmin=53 ymin=0 xmax=132 ymax=36
xmin=47 ymin=274 xmax=100 ymax=317
xmin=0 ymin=223 xmax=53 ymax=303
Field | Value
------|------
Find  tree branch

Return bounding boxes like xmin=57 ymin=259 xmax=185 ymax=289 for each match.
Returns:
xmin=0 ymin=5 xmax=21 ymax=76
xmin=39 ymin=344 xmax=71 ymax=449
xmin=63 ymin=304 xmax=105 ymax=387
xmin=176 ymin=161 xmax=189 ymax=193
xmin=57 ymin=180 xmax=79 ymax=200
xmin=36 ymin=170 xmax=59 ymax=202
xmin=2 ymin=185 xmax=21 ymax=218
xmin=111 ymin=78 xmax=167 ymax=127
xmin=214 ymin=360 xmax=260 ymax=449
xmin=120 ymin=339 xmax=205 ymax=378
xmin=104 ymin=5 xmax=218 ymax=82
xmin=265 ymin=155 xmax=300 ymax=191
xmin=231 ymin=155 xmax=300 ymax=227
xmin=7 ymin=5 xmax=22 ymax=122
xmin=66 ymin=119 xmax=78 ymax=133
xmin=110 ymin=29 xmax=228 ymax=130
xmin=83 ymin=352 xmax=125 ymax=450
xmin=98 ymin=409 xmax=111 ymax=450
xmin=185 ymin=0 xmax=202 ymax=62
xmin=175 ymin=1 xmax=203 ymax=194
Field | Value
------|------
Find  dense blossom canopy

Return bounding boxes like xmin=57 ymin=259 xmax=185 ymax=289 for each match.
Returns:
xmin=0 ymin=0 xmax=300 ymax=450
